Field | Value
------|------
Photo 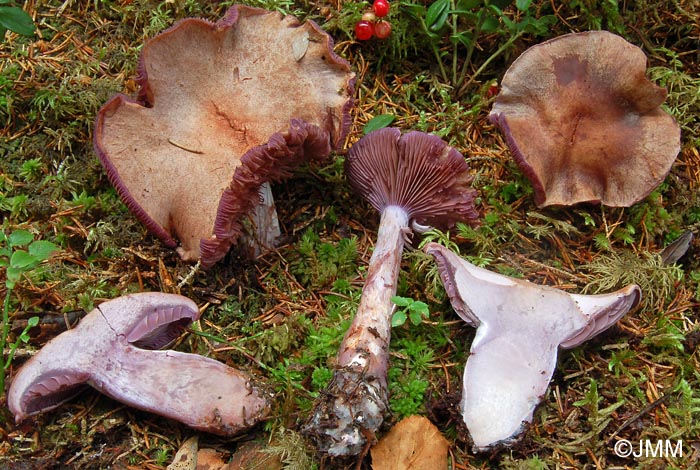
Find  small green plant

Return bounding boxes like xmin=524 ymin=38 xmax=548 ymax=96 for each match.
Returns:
xmin=408 ymin=0 xmax=556 ymax=95
xmin=0 ymin=0 xmax=35 ymax=39
xmin=289 ymin=230 xmax=358 ymax=289
xmin=582 ymin=249 xmax=683 ymax=310
xmin=573 ymin=378 xmax=625 ymax=439
xmin=567 ymin=0 xmax=625 ymax=34
xmin=391 ymin=295 xmax=430 ymax=327
xmin=0 ymin=229 xmax=59 ymax=393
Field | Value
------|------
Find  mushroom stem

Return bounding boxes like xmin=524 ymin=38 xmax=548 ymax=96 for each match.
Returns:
xmin=337 ymin=205 xmax=409 ymax=382
xmin=305 ymin=128 xmax=479 ymax=457
xmin=305 ymin=205 xmax=409 ymax=457
xmin=90 ymin=346 xmax=266 ymax=436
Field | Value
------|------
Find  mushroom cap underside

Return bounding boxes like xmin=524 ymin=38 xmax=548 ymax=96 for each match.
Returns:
xmin=490 ymin=30 xmax=680 ymax=207
xmin=95 ymin=5 xmax=354 ymax=265
xmin=345 ymin=128 xmax=479 ymax=229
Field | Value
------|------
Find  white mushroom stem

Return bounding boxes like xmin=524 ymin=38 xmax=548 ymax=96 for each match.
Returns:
xmin=337 ymin=205 xmax=409 ymax=382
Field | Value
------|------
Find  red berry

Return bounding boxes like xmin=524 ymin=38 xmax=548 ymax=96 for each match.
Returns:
xmin=361 ymin=11 xmax=377 ymax=22
xmin=486 ymin=84 xmax=499 ymax=98
xmin=373 ymin=0 xmax=390 ymax=18
xmin=355 ymin=20 xmax=374 ymax=41
xmin=374 ymin=20 xmax=392 ymax=39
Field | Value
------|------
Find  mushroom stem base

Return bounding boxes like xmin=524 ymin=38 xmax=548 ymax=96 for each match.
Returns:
xmin=302 ymin=364 xmax=388 ymax=457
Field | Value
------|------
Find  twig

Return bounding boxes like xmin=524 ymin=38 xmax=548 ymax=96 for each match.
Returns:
xmin=604 ymin=394 xmax=670 ymax=446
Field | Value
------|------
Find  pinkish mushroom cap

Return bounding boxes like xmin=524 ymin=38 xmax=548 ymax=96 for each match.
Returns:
xmin=7 ymin=293 xmax=269 ymax=435
xmin=490 ymin=31 xmax=681 ymax=207
xmin=94 ymin=5 xmax=354 ymax=267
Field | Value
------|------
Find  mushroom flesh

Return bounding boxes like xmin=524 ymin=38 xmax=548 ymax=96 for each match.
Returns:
xmin=425 ymin=242 xmax=641 ymax=450
xmin=7 ymin=292 xmax=269 ymax=435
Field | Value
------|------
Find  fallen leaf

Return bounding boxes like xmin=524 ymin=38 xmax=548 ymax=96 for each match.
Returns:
xmin=197 ymin=448 xmax=229 ymax=470
xmin=229 ymin=441 xmax=283 ymax=470
xmin=371 ymin=416 xmax=449 ymax=470
xmin=167 ymin=436 xmax=198 ymax=470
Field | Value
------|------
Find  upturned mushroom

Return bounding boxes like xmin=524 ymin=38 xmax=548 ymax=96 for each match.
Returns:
xmin=424 ymin=242 xmax=641 ymax=450
xmin=489 ymin=30 xmax=680 ymax=207
xmin=7 ymin=292 xmax=269 ymax=435
xmin=305 ymin=128 xmax=479 ymax=457
xmin=94 ymin=5 xmax=354 ymax=267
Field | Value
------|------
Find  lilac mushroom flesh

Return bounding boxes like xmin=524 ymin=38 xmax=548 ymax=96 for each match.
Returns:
xmin=425 ymin=242 xmax=641 ymax=450
xmin=94 ymin=5 xmax=354 ymax=267
xmin=489 ymin=31 xmax=680 ymax=207
xmin=8 ymin=293 xmax=269 ymax=435
xmin=304 ymin=128 xmax=479 ymax=456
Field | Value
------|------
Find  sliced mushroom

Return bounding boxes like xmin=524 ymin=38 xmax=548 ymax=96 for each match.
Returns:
xmin=425 ymin=242 xmax=641 ymax=450
xmin=7 ymin=293 xmax=269 ymax=435
xmin=94 ymin=6 xmax=354 ymax=267
xmin=490 ymin=31 xmax=680 ymax=207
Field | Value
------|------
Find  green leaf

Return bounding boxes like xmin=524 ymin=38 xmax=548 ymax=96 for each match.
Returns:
xmin=425 ymin=0 xmax=450 ymax=32
xmin=401 ymin=3 xmax=426 ymax=20
xmin=10 ymin=249 xmax=37 ymax=269
xmin=515 ymin=0 xmax=532 ymax=11
xmin=408 ymin=301 xmax=429 ymax=315
xmin=391 ymin=296 xmax=411 ymax=307
xmin=27 ymin=316 xmax=40 ymax=327
xmin=6 ymin=266 xmax=21 ymax=287
xmin=363 ymin=114 xmax=396 ymax=134
xmin=409 ymin=310 xmax=424 ymax=326
xmin=457 ymin=0 xmax=481 ymax=10
xmin=480 ymin=14 xmax=501 ymax=33
xmin=391 ymin=311 xmax=407 ymax=328
xmin=450 ymin=31 xmax=474 ymax=48
xmin=409 ymin=302 xmax=429 ymax=325
xmin=8 ymin=230 xmax=33 ymax=247
xmin=28 ymin=240 xmax=59 ymax=261
xmin=0 ymin=6 xmax=36 ymax=37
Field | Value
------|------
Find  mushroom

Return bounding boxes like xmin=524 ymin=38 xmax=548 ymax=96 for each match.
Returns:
xmin=7 ymin=292 xmax=269 ymax=435
xmin=424 ymin=242 xmax=641 ymax=450
xmin=489 ymin=31 xmax=681 ymax=207
xmin=94 ymin=5 xmax=354 ymax=267
xmin=305 ymin=128 xmax=479 ymax=456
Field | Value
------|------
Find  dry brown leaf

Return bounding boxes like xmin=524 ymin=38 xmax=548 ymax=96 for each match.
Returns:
xmin=196 ymin=448 xmax=229 ymax=470
xmin=167 ymin=436 xmax=198 ymax=470
xmin=371 ymin=416 xmax=449 ymax=470
xmin=228 ymin=441 xmax=283 ymax=470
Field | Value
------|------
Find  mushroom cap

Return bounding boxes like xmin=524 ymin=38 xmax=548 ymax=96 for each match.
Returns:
xmin=94 ymin=5 xmax=354 ymax=267
xmin=489 ymin=31 xmax=681 ymax=207
xmin=345 ymin=128 xmax=479 ymax=229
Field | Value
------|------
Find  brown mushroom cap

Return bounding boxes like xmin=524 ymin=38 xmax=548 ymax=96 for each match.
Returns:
xmin=345 ymin=128 xmax=479 ymax=229
xmin=489 ymin=31 xmax=680 ymax=207
xmin=94 ymin=6 xmax=354 ymax=267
